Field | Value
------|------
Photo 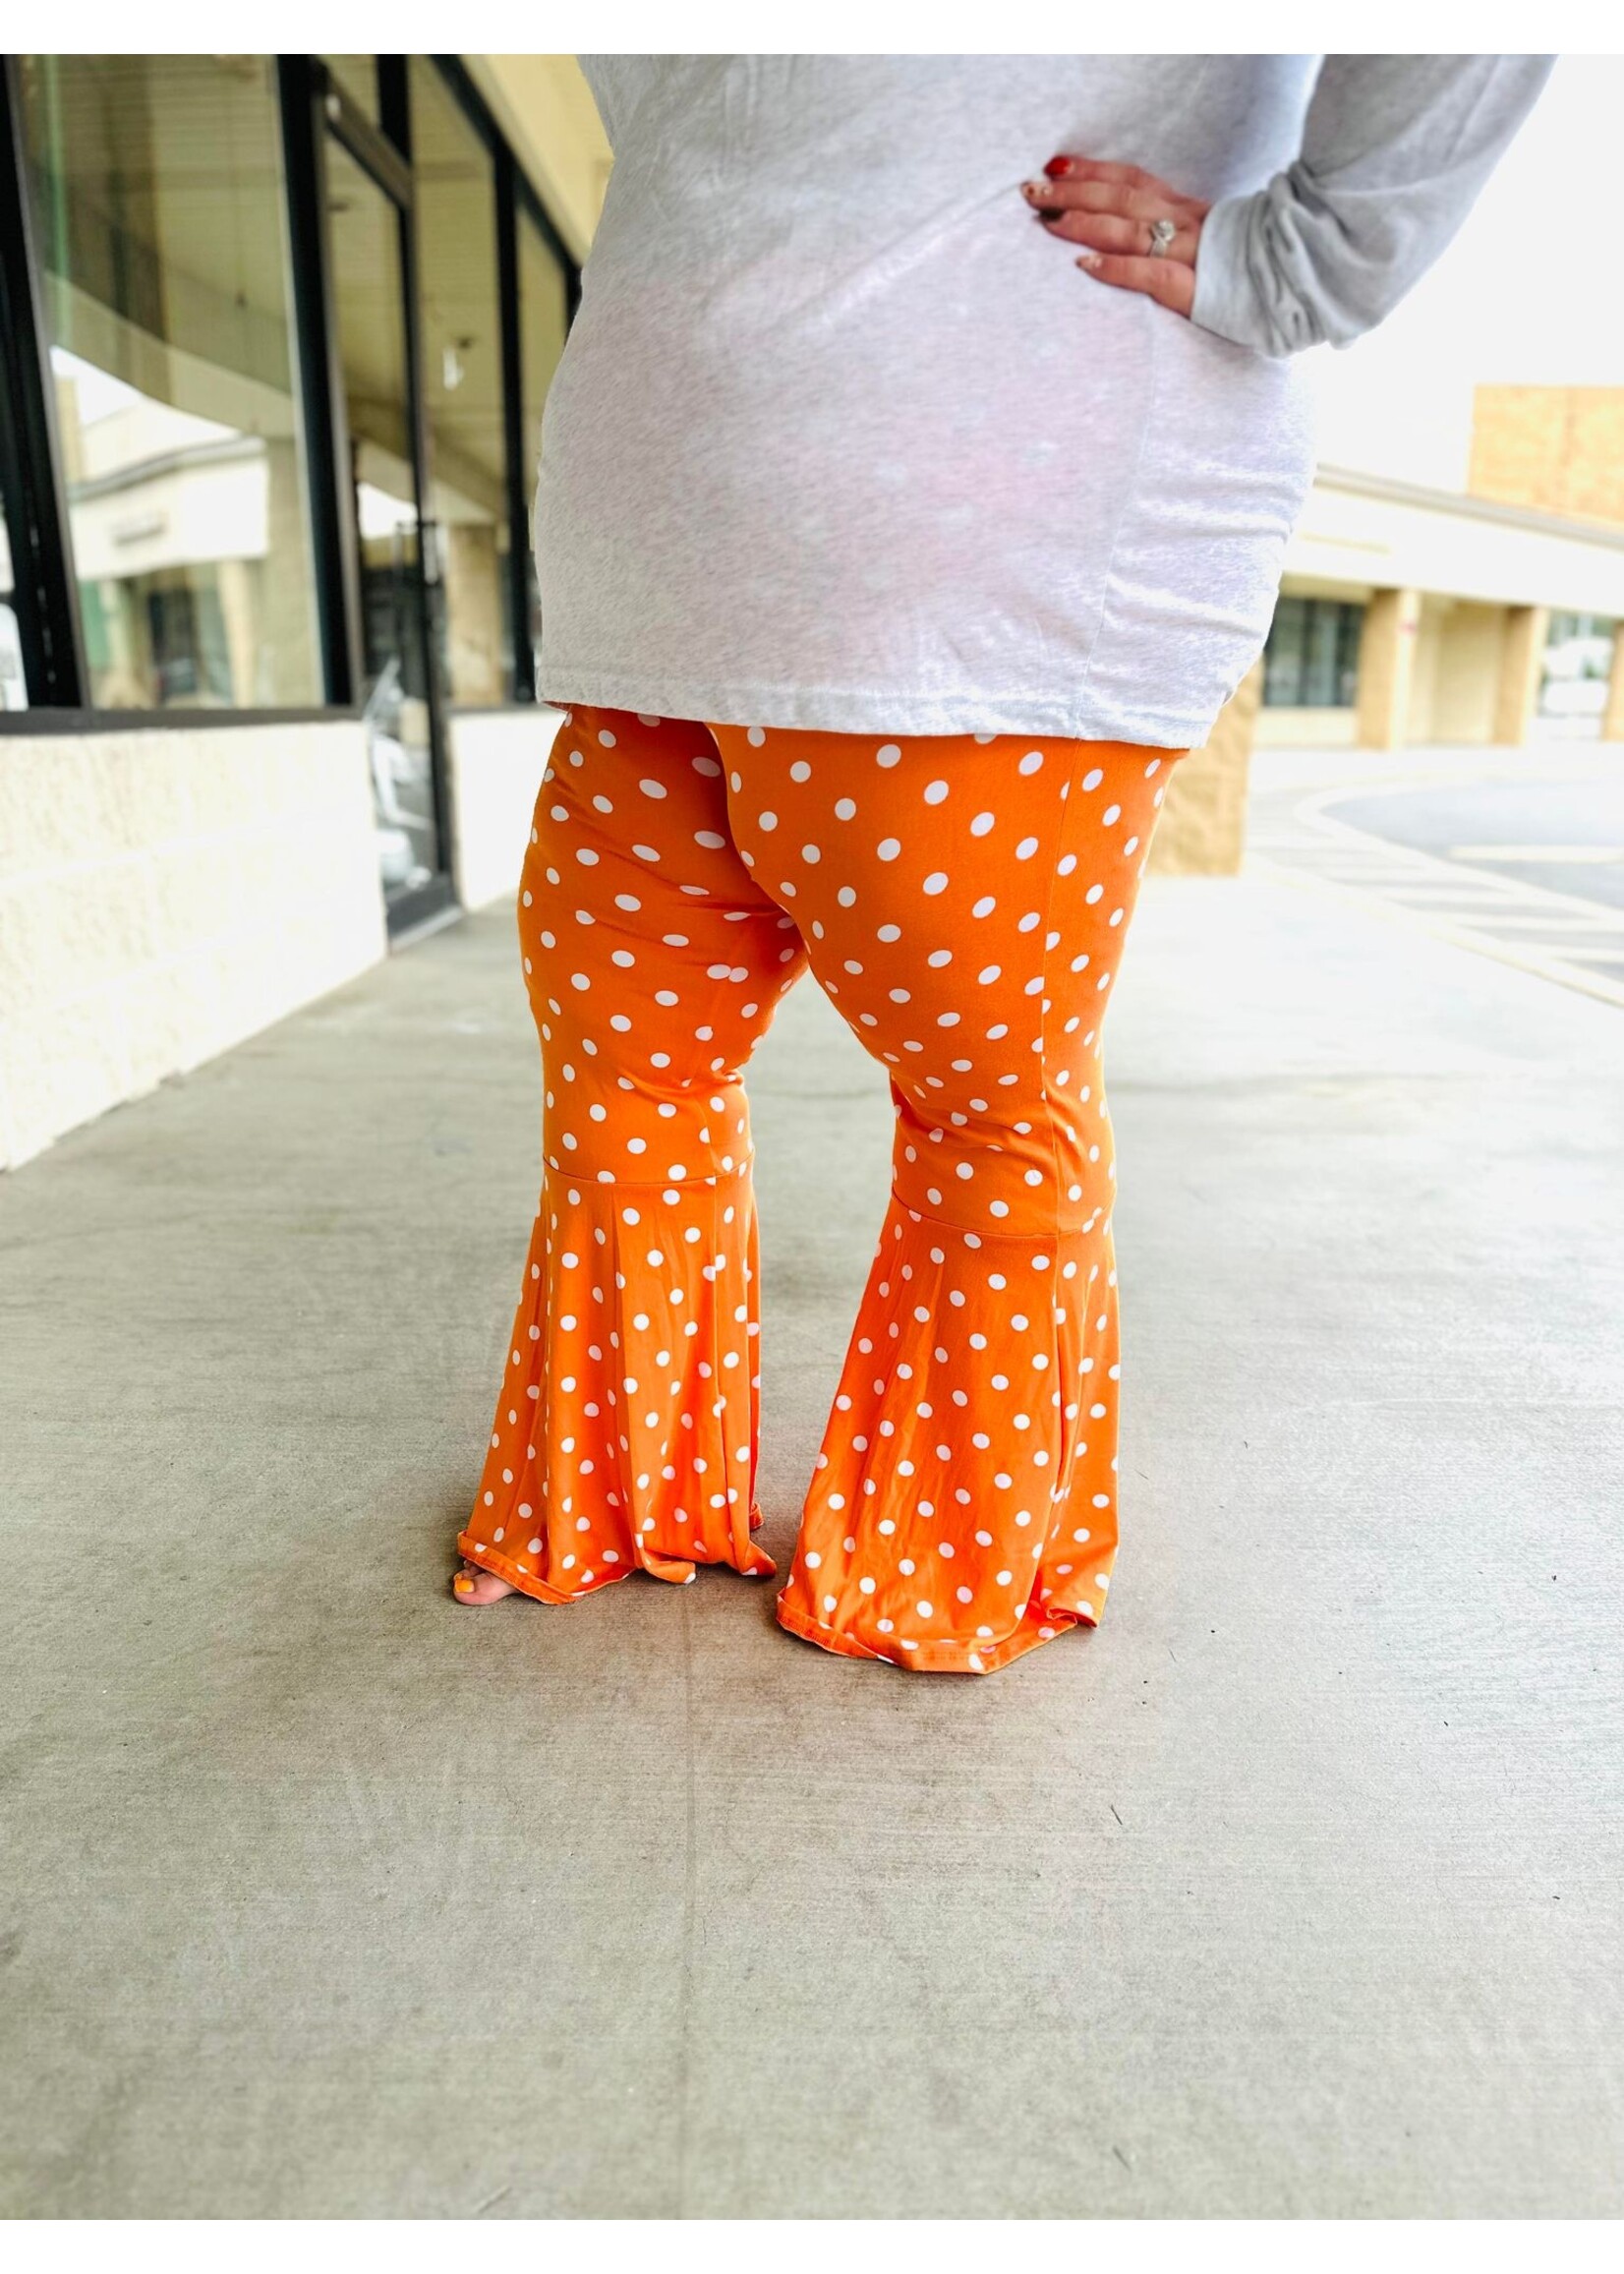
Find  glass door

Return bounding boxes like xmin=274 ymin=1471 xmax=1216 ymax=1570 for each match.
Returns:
xmin=323 ymin=123 xmax=450 ymax=931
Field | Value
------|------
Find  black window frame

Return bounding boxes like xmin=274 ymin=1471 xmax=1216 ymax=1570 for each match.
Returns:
xmin=0 ymin=53 xmax=87 ymax=708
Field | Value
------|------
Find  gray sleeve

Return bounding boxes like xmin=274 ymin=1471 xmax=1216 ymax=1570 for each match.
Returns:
xmin=1189 ymin=55 xmax=1554 ymax=357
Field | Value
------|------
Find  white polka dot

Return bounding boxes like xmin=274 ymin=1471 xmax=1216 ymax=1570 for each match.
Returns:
xmin=922 ymin=872 xmax=949 ymax=896
xmin=876 ymin=743 xmax=901 ymax=768
xmin=877 ymin=837 xmax=901 ymax=861
xmin=1018 ymin=750 xmax=1044 ymax=775
xmin=923 ymin=780 xmax=949 ymax=805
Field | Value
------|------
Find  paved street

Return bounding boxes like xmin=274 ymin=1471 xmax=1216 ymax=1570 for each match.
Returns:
xmin=1332 ymin=766 xmax=1624 ymax=914
xmin=1249 ymin=742 xmax=1624 ymax=1005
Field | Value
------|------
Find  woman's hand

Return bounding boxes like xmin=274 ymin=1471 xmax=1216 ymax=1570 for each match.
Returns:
xmin=1021 ymin=155 xmax=1209 ymax=319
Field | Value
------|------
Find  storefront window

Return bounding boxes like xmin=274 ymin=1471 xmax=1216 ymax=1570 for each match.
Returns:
xmin=1541 ymin=611 xmax=1616 ymax=723
xmin=518 ymin=208 xmax=571 ymax=693
xmin=16 ymin=55 xmax=321 ymax=710
xmin=412 ymin=62 xmax=508 ymax=708
xmin=1262 ymin=595 xmax=1364 ymax=710
xmin=322 ymin=57 xmax=379 ymax=124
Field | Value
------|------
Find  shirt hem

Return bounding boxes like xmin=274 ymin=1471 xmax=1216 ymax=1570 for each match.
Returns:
xmin=537 ymin=667 xmax=1209 ymax=752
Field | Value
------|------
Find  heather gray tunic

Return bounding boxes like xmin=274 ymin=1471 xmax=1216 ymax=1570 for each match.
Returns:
xmin=535 ymin=55 xmax=1551 ymax=748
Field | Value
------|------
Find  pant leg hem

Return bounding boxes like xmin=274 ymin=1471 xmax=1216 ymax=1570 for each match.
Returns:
xmin=456 ymin=1527 xmax=775 ymax=1603
xmin=776 ymin=1590 xmax=1100 ymax=1675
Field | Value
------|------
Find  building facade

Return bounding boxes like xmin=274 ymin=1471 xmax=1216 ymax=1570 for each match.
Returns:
xmin=0 ymin=53 xmax=610 ymax=1169
xmin=1257 ymin=444 xmax=1624 ymax=751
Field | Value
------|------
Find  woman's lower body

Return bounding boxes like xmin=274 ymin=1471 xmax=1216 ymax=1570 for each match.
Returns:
xmin=456 ymin=703 xmax=1182 ymax=1673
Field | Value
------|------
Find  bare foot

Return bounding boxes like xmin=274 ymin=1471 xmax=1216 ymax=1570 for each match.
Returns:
xmin=451 ymin=1560 xmax=518 ymax=1605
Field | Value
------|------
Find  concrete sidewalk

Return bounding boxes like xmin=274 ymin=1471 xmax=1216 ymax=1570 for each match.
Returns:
xmin=2 ymin=858 xmax=1621 ymax=2217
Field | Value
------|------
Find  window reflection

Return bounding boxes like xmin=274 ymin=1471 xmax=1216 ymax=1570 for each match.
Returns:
xmin=321 ymin=56 xmax=379 ymax=124
xmin=413 ymin=62 xmax=508 ymax=707
xmin=519 ymin=209 xmax=570 ymax=689
xmin=17 ymin=54 xmax=320 ymax=710
xmin=1541 ymin=611 xmax=1617 ymax=723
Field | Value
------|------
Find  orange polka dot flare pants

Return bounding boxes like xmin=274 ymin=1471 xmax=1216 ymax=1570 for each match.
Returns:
xmin=458 ymin=705 xmax=1183 ymax=1675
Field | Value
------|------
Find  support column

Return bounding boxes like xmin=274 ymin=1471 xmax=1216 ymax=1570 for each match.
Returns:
xmin=1355 ymin=586 xmax=1421 ymax=750
xmin=1493 ymin=604 xmax=1549 ymax=746
xmin=1601 ymin=624 xmax=1624 ymax=744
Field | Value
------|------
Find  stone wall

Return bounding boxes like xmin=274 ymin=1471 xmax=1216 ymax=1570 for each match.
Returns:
xmin=1146 ymin=663 xmax=1262 ymax=878
xmin=1469 ymin=386 xmax=1624 ymax=529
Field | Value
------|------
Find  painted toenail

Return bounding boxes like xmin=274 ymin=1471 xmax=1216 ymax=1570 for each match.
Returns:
xmin=454 ymin=1575 xmax=474 ymax=1594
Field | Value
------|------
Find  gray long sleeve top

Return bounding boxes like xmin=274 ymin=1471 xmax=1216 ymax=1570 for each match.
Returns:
xmin=1192 ymin=55 xmax=1554 ymax=355
xmin=536 ymin=56 xmax=1553 ymax=749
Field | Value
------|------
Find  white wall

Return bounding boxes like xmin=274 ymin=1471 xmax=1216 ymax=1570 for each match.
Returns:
xmin=446 ymin=705 xmax=562 ymax=908
xmin=1289 ymin=471 xmax=1624 ymax=617
xmin=0 ymin=721 xmax=384 ymax=1169
xmin=1254 ymin=706 xmax=1359 ymax=748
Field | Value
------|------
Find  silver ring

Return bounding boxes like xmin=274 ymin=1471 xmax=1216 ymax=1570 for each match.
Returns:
xmin=1147 ymin=216 xmax=1177 ymax=257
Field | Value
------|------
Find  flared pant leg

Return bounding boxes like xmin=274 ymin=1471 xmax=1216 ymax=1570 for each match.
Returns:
xmin=706 ymin=722 xmax=1181 ymax=1673
xmin=459 ymin=706 xmax=807 ymax=1601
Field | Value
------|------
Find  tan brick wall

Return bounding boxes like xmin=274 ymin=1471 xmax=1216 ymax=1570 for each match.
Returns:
xmin=1147 ymin=663 xmax=1261 ymax=877
xmin=1469 ymin=386 xmax=1624 ymax=529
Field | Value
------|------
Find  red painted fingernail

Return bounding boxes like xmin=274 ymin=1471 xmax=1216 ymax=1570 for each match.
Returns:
xmin=1044 ymin=156 xmax=1073 ymax=179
